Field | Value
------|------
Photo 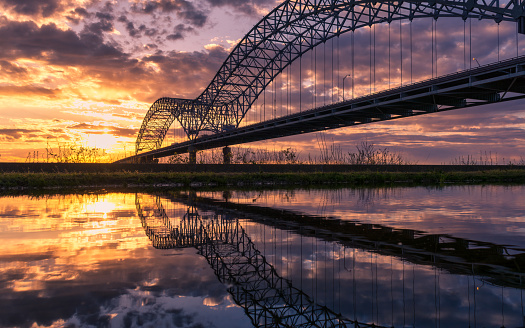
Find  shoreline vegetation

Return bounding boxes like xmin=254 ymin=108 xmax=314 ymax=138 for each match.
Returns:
xmin=24 ymin=139 xmax=525 ymax=166
xmin=1 ymin=166 xmax=525 ymax=190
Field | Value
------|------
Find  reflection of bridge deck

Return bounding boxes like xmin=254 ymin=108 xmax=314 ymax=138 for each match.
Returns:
xmin=159 ymin=192 xmax=525 ymax=289
xmin=136 ymin=193 xmax=386 ymax=328
xmin=136 ymin=192 xmax=525 ymax=327
xmin=120 ymin=56 xmax=525 ymax=163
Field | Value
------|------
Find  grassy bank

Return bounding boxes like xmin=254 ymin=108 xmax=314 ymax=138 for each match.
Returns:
xmin=1 ymin=169 xmax=524 ymax=190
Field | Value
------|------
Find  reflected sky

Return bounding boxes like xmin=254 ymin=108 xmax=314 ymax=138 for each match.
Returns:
xmin=0 ymin=194 xmax=250 ymax=328
xmin=202 ymin=185 xmax=525 ymax=249
xmin=1 ymin=186 xmax=525 ymax=327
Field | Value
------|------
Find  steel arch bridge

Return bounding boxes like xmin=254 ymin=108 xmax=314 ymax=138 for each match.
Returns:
xmin=134 ymin=0 xmax=525 ymax=157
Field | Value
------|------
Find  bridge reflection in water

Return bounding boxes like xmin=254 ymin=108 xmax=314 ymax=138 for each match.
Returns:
xmin=136 ymin=192 xmax=525 ymax=327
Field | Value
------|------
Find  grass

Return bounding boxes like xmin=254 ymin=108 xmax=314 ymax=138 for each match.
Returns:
xmin=1 ymin=169 xmax=524 ymax=190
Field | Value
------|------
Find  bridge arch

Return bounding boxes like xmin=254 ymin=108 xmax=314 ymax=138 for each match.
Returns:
xmin=136 ymin=0 xmax=525 ymax=154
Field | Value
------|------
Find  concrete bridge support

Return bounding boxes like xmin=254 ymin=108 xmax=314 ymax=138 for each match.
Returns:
xmin=188 ymin=146 xmax=197 ymax=165
xmin=136 ymin=155 xmax=157 ymax=164
xmin=223 ymin=146 xmax=232 ymax=164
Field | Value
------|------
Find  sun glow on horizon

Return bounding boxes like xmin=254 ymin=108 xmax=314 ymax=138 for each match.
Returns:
xmin=84 ymin=133 xmax=119 ymax=150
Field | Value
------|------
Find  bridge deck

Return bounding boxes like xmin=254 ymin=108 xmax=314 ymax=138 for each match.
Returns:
xmin=117 ymin=56 xmax=525 ymax=163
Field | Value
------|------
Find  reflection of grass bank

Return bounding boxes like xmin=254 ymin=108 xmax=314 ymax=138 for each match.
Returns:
xmin=1 ymin=170 xmax=525 ymax=189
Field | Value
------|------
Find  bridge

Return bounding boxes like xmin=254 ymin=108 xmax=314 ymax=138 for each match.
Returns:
xmin=116 ymin=0 xmax=525 ymax=164
xmin=135 ymin=192 xmax=525 ymax=327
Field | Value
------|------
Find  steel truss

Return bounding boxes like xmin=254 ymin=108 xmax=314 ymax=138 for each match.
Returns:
xmin=136 ymin=0 xmax=525 ymax=154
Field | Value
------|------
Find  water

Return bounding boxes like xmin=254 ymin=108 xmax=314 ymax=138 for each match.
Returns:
xmin=1 ymin=185 xmax=525 ymax=328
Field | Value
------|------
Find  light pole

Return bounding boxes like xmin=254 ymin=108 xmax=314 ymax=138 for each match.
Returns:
xmin=472 ymin=57 xmax=481 ymax=67
xmin=342 ymin=74 xmax=351 ymax=101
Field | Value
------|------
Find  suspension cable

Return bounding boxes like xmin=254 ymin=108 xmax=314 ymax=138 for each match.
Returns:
xmin=337 ymin=33 xmax=340 ymax=101
xmin=331 ymin=37 xmax=334 ymax=103
xmin=374 ymin=23 xmax=376 ymax=92
xmin=315 ymin=41 xmax=318 ymax=109
xmin=352 ymin=30 xmax=354 ymax=99
xmin=323 ymin=40 xmax=326 ymax=106
xmin=370 ymin=25 xmax=372 ymax=94
xmin=264 ymin=79 xmax=266 ymax=121
xmin=300 ymin=53 xmax=302 ymax=112
xmin=400 ymin=19 xmax=403 ymax=86
xmin=287 ymin=47 xmax=290 ymax=116
xmin=464 ymin=19 xmax=466 ymax=70
xmin=434 ymin=17 xmax=439 ymax=77
xmin=517 ymin=21 xmax=520 ymax=58
xmin=313 ymin=44 xmax=315 ymax=109
xmin=384 ymin=2 xmax=392 ymax=91
xmin=432 ymin=19 xmax=434 ymax=78
xmin=497 ymin=22 xmax=500 ymax=62
xmin=280 ymin=66 xmax=283 ymax=117
xmin=410 ymin=16 xmax=413 ymax=83
xmin=384 ymin=22 xmax=391 ymax=89
xmin=469 ymin=17 xmax=472 ymax=69
xmin=289 ymin=46 xmax=292 ymax=115
xmin=273 ymin=70 xmax=276 ymax=119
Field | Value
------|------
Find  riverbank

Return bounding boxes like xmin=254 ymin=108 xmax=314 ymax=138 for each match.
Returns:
xmin=1 ymin=167 xmax=524 ymax=190
xmin=2 ymin=162 xmax=525 ymax=173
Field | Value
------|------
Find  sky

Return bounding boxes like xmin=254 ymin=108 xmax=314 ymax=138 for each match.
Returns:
xmin=1 ymin=0 xmax=525 ymax=163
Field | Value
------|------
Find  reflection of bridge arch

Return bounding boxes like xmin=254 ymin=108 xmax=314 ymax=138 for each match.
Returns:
xmin=136 ymin=195 xmax=208 ymax=248
xmin=135 ymin=192 xmax=525 ymax=326
xmin=136 ymin=193 xmax=383 ymax=328
xmin=136 ymin=0 xmax=525 ymax=153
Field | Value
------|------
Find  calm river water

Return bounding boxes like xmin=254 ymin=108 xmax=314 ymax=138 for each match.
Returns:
xmin=1 ymin=185 xmax=525 ymax=328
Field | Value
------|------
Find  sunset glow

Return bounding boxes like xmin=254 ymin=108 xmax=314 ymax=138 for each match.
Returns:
xmin=1 ymin=0 xmax=524 ymax=163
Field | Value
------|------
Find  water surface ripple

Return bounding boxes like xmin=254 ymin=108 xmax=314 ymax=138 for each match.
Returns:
xmin=1 ymin=185 xmax=524 ymax=327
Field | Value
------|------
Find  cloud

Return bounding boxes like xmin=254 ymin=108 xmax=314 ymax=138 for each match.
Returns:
xmin=0 ymin=0 xmax=63 ymax=18
xmin=204 ymin=0 xmax=275 ymax=16
xmin=82 ymin=10 xmax=117 ymax=37
xmin=111 ymin=127 xmax=137 ymax=138
xmin=66 ymin=7 xmax=91 ymax=24
xmin=0 ymin=60 xmax=28 ymax=78
xmin=0 ymin=18 xmax=159 ymax=99
xmin=0 ymin=17 xmax=226 ymax=104
xmin=66 ymin=123 xmax=137 ymax=138
xmin=140 ymin=48 xmax=228 ymax=100
xmin=118 ymin=15 xmax=159 ymax=38
xmin=143 ymin=43 xmax=158 ymax=50
xmin=167 ymin=23 xmax=194 ymax=41
xmin=67 ymin=123 xmax=104 ymax=130
xmin=0 ymin=128 xmax=39 ymax=141
xmin=74 ymin=6 xmax=89 ymax=17
xmin=1 ymin=1 xmax=523 ymax=162
xmin=131 ymin=0 xmax=208 ymax=27
xmin=0 ymin=12 xmax=227 ymax=104
xmin=0 ymin=85 xmax=60 ymax=97
xmin=112 ymin=112 xmax=144 ymax=121
xmin=0 ymin=19 xmax=126 ymax=66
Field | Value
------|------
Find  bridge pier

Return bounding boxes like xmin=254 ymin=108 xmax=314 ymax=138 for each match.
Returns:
xmin=223 ymin=146 xmax=232 ymax=164
xmin=137 ymin=155 xmax=158 ymax=164
xmin=188 ymin=146 xmax=196 ymax=165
